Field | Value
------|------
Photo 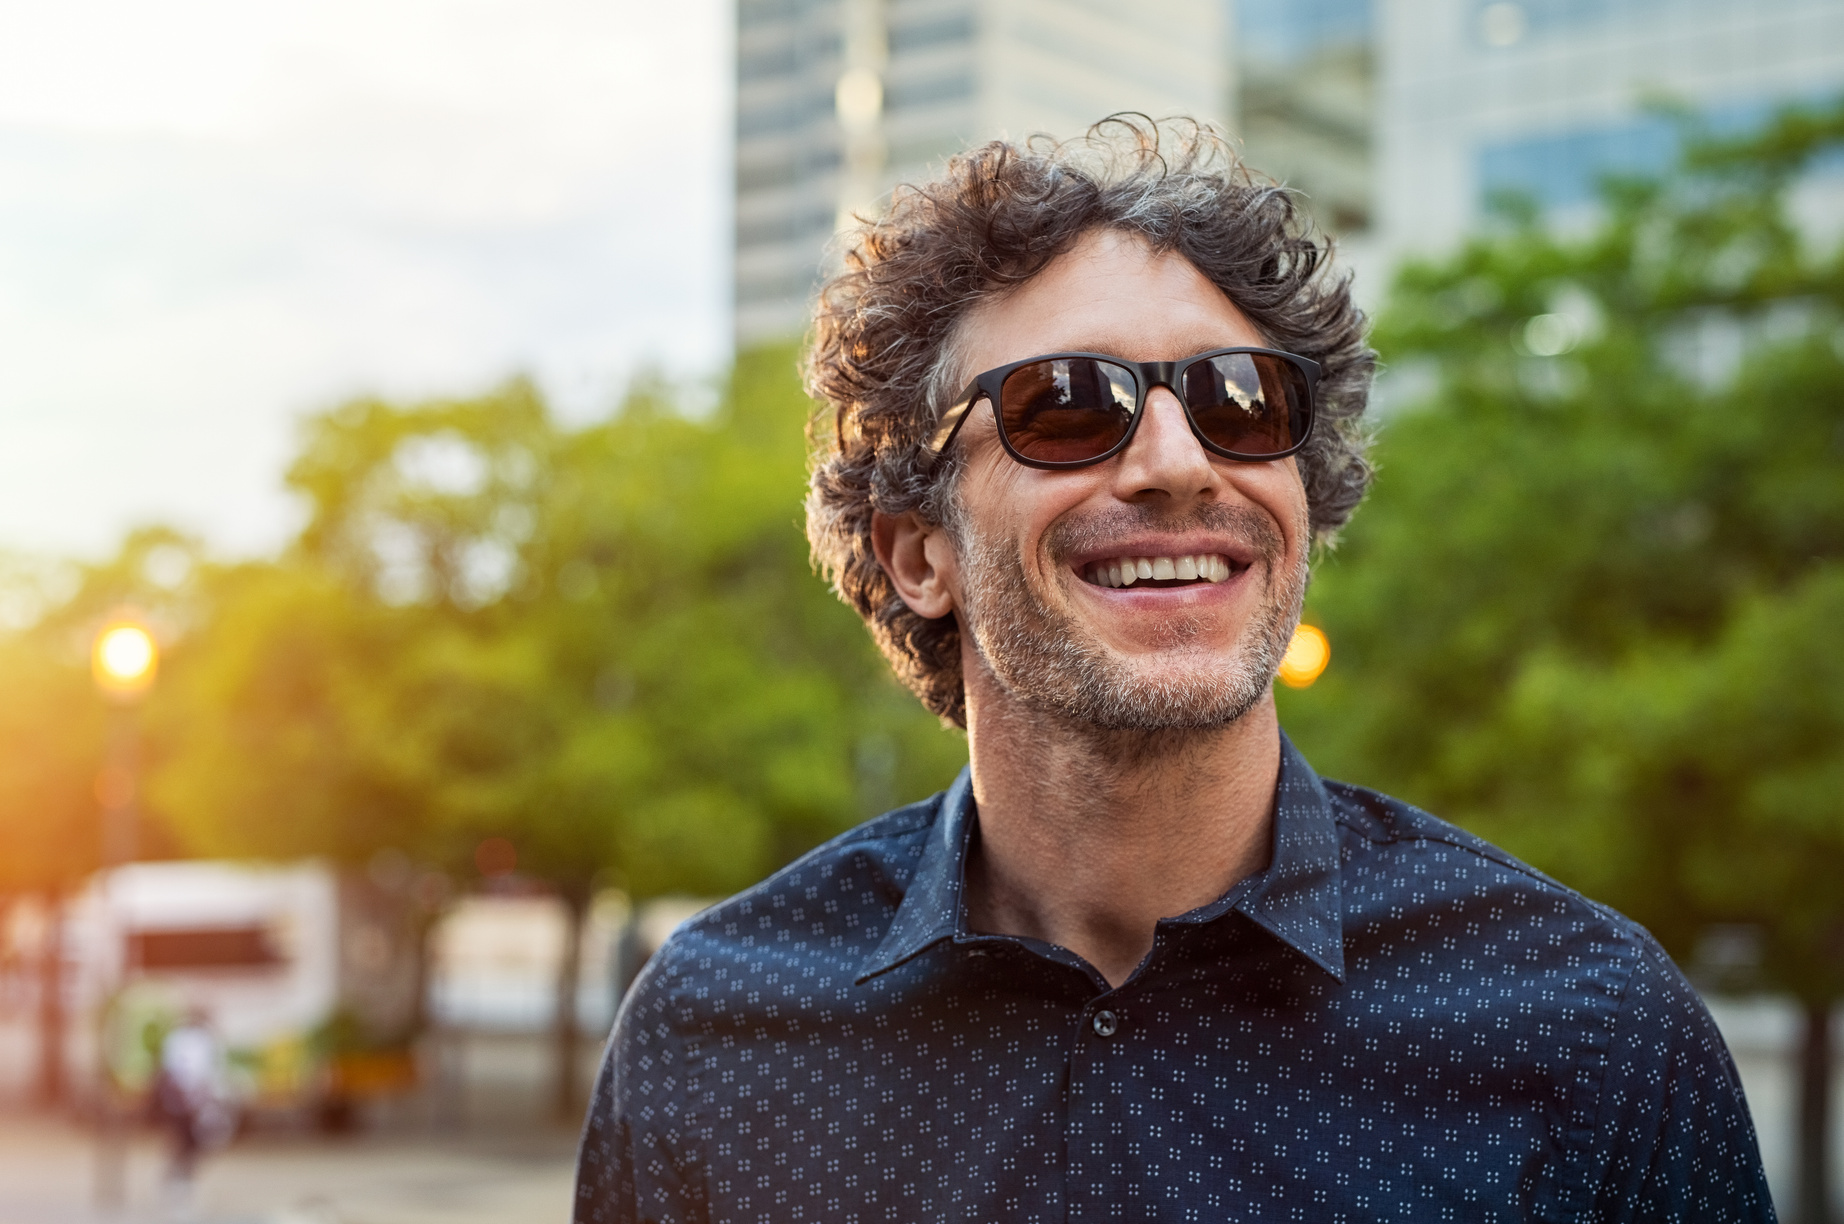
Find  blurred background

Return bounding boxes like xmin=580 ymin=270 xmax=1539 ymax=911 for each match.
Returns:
xmin=2 ymin=0 xmax=1842 ymax=1220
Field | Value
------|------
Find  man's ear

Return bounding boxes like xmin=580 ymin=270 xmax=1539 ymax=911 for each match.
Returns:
xmin=871 ymin=509 xmax=958 ymax=620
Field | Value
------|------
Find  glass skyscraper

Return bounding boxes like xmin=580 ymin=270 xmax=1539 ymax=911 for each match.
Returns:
xmin=733 ymin=0 xmax=1227 ymax=344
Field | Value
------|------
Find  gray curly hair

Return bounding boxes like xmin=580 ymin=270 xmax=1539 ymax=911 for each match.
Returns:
xmin=804 ymin=117 xmax=1375 ymax=728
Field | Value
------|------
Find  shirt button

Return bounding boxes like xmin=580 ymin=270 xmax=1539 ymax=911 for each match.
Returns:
xmin=1091 ymin=1009 xmax=1119 ymax=1038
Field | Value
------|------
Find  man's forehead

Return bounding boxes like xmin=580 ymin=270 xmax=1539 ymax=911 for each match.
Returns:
xmin=952 ymin=230 xmax=1265 ymax=375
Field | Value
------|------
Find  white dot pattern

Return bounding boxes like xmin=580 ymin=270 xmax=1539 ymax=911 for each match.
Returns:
xmin=575 ymin=736 xmax=1774 ymax=1223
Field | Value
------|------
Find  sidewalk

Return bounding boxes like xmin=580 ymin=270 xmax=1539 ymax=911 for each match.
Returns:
xmin=0 ymin=1115 xmax=578 ymax=1224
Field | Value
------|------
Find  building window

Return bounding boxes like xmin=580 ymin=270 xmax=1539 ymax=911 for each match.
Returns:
xmin=1478 ymin=119 xmax=1678 ymax=210
xmin=739 ymin=0 xmax=805 ymax=30
xmin=885 ymin=71 xmax=976 ymax=112
xmin=1476 ymin=98 xmax=1792 ymax=212
xmin=1471 ymin=0 xmax=1718 ymax=47
xmin=738 ymin=149 xmax=841 ymax=193
xmin=736 ymin=269 xmax=821 ymax=305
xmin=1238 ymin=0 xmax=1375 ymax=234
xmin=740 ymin=32 xmax=842 ymax=82
xmin=740 ymin=45 xmax=800 ymax=81
xmin=889 ymin=10 xmax=976 ymax=53
xmin=736 ymin=207 xmax=838 ymax=248
xmin=1240 ymin=0 xmax=1372 ymax=63
xmin=738 ymin=88 xmax=836 ymax=137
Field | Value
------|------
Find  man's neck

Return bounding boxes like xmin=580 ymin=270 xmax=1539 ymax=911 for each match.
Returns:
xmin=960 ymin=668 xmax=1280 ymax=989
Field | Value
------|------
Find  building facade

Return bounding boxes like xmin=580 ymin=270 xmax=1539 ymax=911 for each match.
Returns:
xmin=735 ymin=0 xmax=1844 ymax=339
xmin=1236 ymin=0 xmax=1376 ymax=236
xmin=1377 ymin=0 xmax=1844 ymax=257
xmin=734 ymin=0 xmax=1228 ymax=345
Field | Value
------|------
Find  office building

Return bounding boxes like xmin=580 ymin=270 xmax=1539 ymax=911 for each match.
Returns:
xmin=1377 ymin=0 xmax=1844 ymax=257
xmin=1236 ymin=0 xmax=1377 ymax=236
xmin=734 ymin=0 xmax=1228 ymax=344
xmin=736 ymin=0 xmax=1844 ymax=341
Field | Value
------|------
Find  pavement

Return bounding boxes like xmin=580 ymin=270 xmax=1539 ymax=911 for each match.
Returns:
xmin=0 ymin=1114 xmax=579 ymax=1224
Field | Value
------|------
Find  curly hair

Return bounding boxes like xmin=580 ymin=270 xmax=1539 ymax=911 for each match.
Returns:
xmin=804 ymin=116 xmax=1376 ymax=727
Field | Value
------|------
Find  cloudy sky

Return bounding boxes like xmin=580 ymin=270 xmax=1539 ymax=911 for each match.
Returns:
xmin=0 ymin=0 xmax=731 ymax=559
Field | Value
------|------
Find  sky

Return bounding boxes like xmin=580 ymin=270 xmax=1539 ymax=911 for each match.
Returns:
xmin=0 ymin=0 xmax=732 ymax=560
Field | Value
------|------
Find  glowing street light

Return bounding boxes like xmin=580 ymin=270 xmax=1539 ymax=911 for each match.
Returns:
xmin=90 ymin=613 xmax=159 ymax=1210
xmin=92 ymin=620 xmax=158 ymax=702
xmin=1278 ymin=624 xmax=1330 ymax=689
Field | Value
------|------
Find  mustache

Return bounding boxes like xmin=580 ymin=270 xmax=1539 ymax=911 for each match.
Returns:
xmin=1043 ymin=502 xmax=1284 ymax=565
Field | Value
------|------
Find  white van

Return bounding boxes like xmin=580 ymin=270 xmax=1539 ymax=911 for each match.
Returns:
xmin=71 ymin=860 xmax=419 ymax=1120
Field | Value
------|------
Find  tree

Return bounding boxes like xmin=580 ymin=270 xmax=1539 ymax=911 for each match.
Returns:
xmin=148 ymin=351 xmax=966 ymax=1121
xmin=0 ymin=529 xmax=205 ymax=1104
xmin=1280 ymin=100 xmax=1844 ymax=1218
xmin=0 ymin=625 xmax=102 ymax=1106
xmin=491 ymin=349 xmax=969 ymax=1114
xmin=151 ymin=380 xmax=593 ymax=1112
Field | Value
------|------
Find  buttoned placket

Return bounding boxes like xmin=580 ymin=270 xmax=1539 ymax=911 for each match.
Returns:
xmin=855 ymin=739 xmax=1351 ymax=1219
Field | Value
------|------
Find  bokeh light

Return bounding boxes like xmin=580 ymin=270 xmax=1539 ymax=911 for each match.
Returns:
xmin=1277 ymin=624 xmax=1330 ymax=689
xmin=92 ymin=620 xmax=158 ymax=698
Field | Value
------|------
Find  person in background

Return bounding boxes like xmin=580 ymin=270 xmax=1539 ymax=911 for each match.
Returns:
xmin=152 ymin=1006 xmax=233 ymax=1215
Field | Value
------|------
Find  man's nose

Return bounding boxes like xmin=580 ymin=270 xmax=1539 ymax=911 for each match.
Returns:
xmin=1109 ymin=386 xmax=1216 ymax=501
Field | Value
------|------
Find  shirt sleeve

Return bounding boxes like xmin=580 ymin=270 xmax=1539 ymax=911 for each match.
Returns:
xmin=1581 ymin=932 xmax=1777 ymax=1223
xmin=574 ymin=947 xmax=703 ymax=1224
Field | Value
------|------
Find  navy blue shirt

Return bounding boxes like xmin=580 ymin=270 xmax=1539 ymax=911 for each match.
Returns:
xmin=576 ymin=736 xmax=1773 ymax=1222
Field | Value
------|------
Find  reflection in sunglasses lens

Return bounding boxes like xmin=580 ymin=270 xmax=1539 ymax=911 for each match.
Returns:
xmin=1001 ymin=359 xmax=1136 ymax=464
xmin=1184 ymin=353 xmax=1299 ymax=457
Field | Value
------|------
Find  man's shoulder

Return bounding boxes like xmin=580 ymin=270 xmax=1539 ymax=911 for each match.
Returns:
xmin=1319 ymin=774 xmax=1655 ymax=952
xmin=1315 ymin=776 xmax=1732 ymax=1076
xmin=636 ymin=791 xmax=945 ymax=990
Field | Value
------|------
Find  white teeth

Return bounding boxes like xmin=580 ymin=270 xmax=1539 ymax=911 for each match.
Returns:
xmin=1087 ymin=554 xmax=1237 ymax=587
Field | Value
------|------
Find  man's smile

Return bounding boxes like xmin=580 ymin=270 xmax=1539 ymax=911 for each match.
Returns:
xmin=1059 ymin=525 xmax=1270 ymax=598
xmin=1079 ymin=551 xmax=1240 ymax=588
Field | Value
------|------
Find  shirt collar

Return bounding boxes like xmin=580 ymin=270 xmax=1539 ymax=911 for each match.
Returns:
xmin=857 ymin=732 xmax=1346 ymax=984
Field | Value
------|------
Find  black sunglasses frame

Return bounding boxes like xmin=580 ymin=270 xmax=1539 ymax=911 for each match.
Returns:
xmin=921 ymin=347 xmax=1322 ymax=473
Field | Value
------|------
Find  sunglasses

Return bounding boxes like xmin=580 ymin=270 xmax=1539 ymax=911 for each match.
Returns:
xmin=921 ymin=348 xmax=1320 ymax=472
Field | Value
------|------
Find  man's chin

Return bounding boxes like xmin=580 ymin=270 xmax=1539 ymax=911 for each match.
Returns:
xmin=1001 ymin=650 xmax=1277 ymax=733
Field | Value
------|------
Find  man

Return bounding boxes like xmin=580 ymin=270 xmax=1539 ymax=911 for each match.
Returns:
xmin=577 ymin=120 xmax=1772 ymax=1221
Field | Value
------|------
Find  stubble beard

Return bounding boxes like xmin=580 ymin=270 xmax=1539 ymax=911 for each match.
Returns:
xmin=952 ymin=501 xmax=1307 ymax=735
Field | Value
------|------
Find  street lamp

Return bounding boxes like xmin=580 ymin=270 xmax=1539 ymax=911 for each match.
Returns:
xmin=90 ymin=613 xmax=157 ymax=1211
xmin=92 ymin=620 xmax=158 ymax=702
xmin=92 ymin=615 xmax=157 ymax=865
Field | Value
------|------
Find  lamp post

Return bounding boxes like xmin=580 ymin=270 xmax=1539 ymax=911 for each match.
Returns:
xmin=91 ymin=615 xmax=157 ymax=1214
xmin=92 ymin=621 xmax=156 ymax=865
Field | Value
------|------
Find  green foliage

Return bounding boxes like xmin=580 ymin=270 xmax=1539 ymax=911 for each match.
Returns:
xmin=146 ymin=344 xmax=966 ymax=901
xmin=0 ymin=528 xmax=208 ymax=892
xmin=0 ymin=628 xmax=104 ymax=892
xmin=1281 ymin=99 xmax=1844 ymax=1001
xmin=146 ymin=564 xmax=437 ymax=864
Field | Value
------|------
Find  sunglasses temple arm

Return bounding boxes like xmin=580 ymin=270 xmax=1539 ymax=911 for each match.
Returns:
xmin=919 ymin=385 xmax=980 ymax=475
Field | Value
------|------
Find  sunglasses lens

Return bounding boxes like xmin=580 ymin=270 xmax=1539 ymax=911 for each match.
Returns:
xmin=1181 ymin=352 xmax=1311 ymax=457
xmin=998 ymin=358 xmax=1137 ymax=464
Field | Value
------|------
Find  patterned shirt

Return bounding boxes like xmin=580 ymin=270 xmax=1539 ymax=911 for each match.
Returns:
xmin=576 ymin=735 xmax=1774 ymax=1223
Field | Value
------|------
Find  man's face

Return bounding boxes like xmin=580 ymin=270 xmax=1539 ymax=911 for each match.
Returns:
xmin=942 ymin=228 xmax=1312 ymax=730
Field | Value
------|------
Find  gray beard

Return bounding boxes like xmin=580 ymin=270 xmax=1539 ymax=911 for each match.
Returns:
xmin=953 ymin=501 xmax=1306 ymax=733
